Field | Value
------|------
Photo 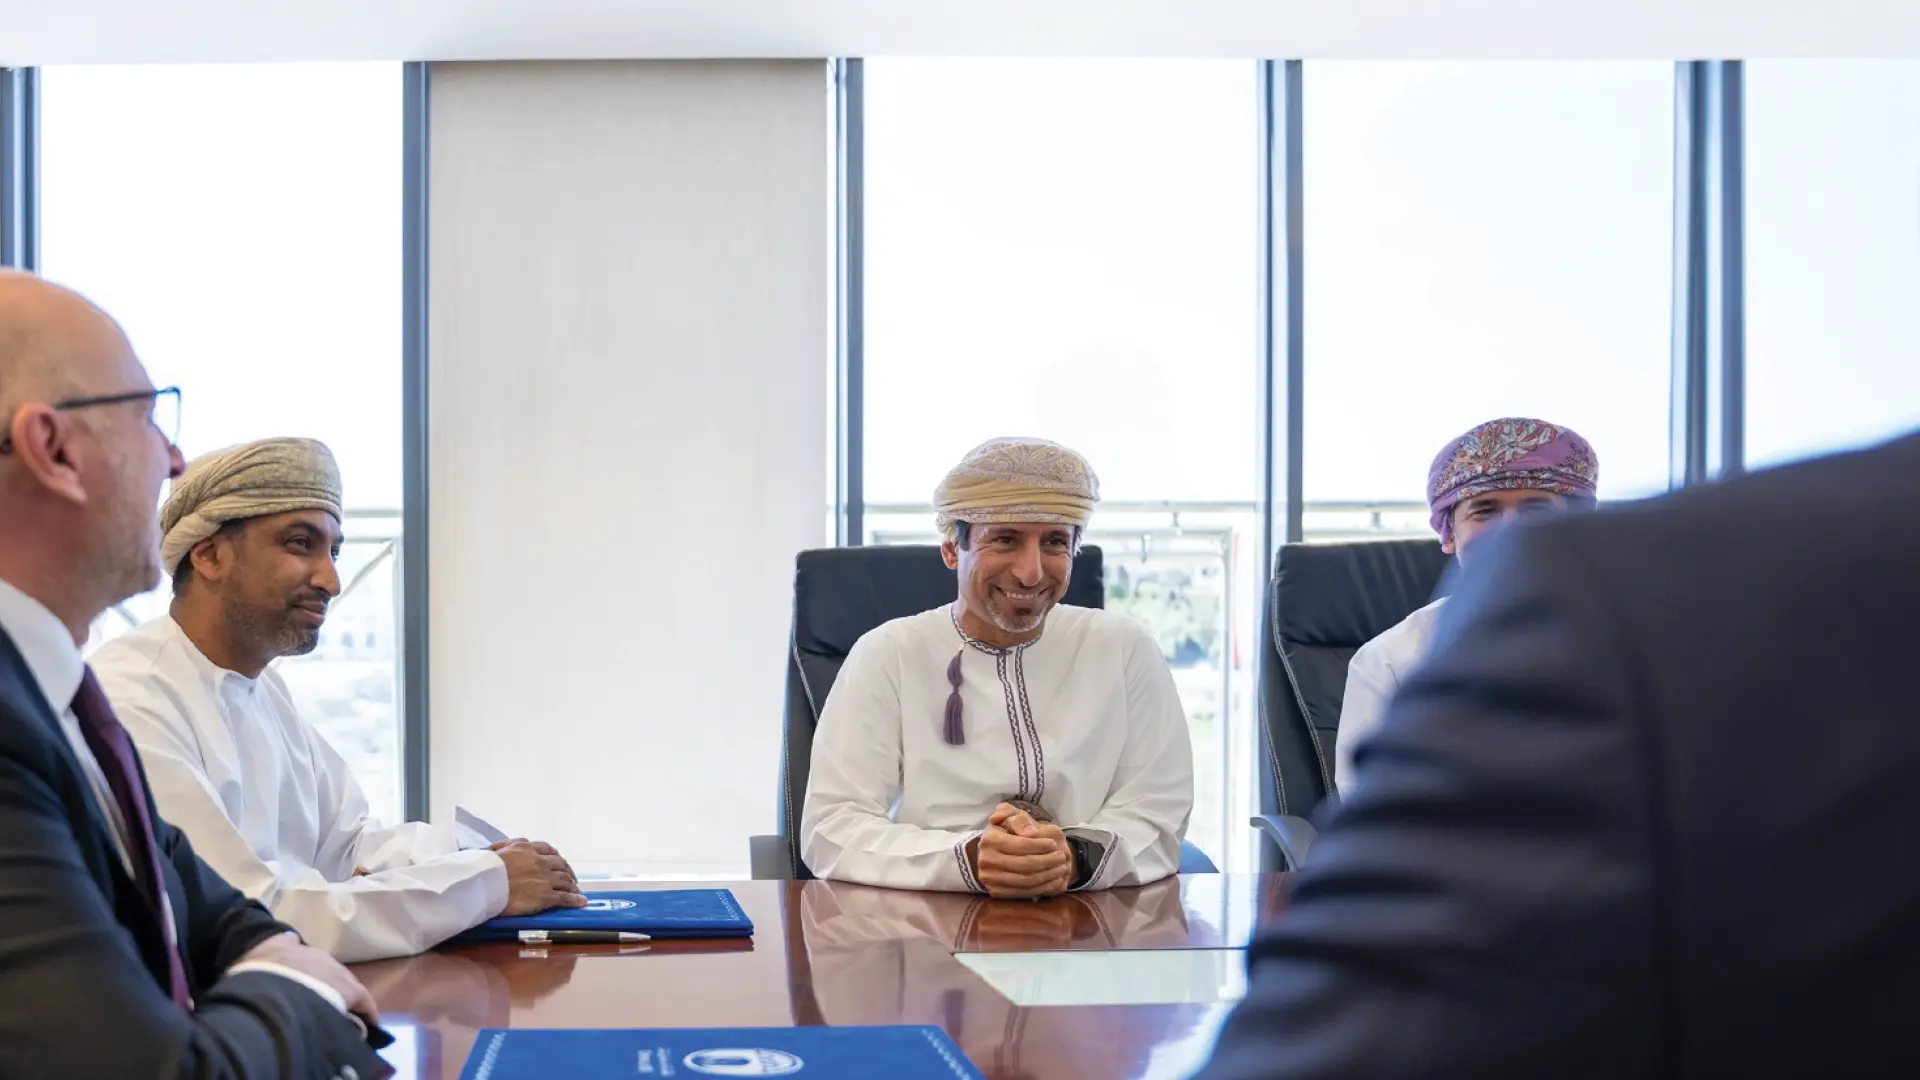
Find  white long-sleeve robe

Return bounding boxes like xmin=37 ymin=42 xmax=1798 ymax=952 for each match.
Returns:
xmin=1333 ymin=597 xmax=1447 ymax=794
xmin=800 ymin=604 xmax=1193 ymax=892
xmin=90 ymin=617 xmax=508 ymax=963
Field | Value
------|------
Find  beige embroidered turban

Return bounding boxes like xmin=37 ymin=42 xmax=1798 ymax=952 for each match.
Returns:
xmin=160 ymin=437 xmax=343 ymax=569
xmin=933 ymin=437 xmax=1101 ymax=532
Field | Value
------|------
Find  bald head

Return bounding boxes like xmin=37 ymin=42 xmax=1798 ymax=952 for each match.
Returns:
xmin=0 ymin=270 xmax=137 ymax=415
xmin=0 ymin=271 xmax=180 ymax=641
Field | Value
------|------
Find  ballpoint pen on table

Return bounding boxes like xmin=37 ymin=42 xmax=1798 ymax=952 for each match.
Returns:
xmin=516 ymin=930 xmax=652 ymax=945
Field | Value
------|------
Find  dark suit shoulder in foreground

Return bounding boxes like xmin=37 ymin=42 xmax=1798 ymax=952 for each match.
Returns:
xmin=1203 ymin=433 xmax=1920 ymax=1079
xmin=0 ymin=633 xmax=389 ymax=1080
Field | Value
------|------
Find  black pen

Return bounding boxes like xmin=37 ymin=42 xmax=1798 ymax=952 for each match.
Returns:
xmin=516 ymin=930 xmax=651 ymax=945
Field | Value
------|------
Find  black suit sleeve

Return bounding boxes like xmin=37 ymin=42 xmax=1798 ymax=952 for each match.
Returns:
xmin=0 ymin=751 xmax=388 ymax=1080
xmin=152 ymin=779 xmax=288 ymax=977
xmin=1201 ymin=525 xmax=1670 ymax=1079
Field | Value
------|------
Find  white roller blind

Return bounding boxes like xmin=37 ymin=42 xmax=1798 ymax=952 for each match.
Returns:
xmin=428 ymin=60 xmax=831 ymax=874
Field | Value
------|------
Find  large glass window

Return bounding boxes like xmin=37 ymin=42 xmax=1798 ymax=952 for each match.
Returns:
xmin=1302 ymin=62 xmax=1676 ymax=534
xmin=862 ymin=59 xmax=1262 ymax=870
xmin=41 ymin=64 xmax=406 ymax=823
xmin=1746 ymin=61 xmax=1920 ymax=468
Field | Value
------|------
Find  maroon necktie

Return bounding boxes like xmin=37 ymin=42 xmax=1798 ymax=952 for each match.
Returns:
xmin=71 ymin=666 xmax=194 ymax=1010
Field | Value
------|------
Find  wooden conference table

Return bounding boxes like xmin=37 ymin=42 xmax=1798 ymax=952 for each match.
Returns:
xmin=356 ymin=873 xmax=1289 ymax=1080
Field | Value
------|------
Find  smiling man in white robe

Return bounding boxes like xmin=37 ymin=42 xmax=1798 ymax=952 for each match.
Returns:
xmin=90 ymin=437 xmax=585 ymax=962
xmin=801 ymin=437 xmax=1194 ymax=898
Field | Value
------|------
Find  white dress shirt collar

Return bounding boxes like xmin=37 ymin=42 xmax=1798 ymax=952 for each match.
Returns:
xmin=0 ymin=577 xmax=85 ymax=716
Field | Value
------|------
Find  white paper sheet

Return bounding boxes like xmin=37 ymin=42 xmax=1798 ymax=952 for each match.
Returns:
xmin=453 ymin=805 xmax=511 ymax=849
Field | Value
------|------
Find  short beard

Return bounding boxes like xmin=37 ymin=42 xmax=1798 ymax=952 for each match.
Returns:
xmin=223 ymin=594 xmax=321 ymax=660
xmin=985 ymin=596 xmax=1051 ymax=636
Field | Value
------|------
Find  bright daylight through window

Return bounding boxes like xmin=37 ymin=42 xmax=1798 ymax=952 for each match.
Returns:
xmin=1303 ymin=62 xmax=1676 ymax=525
xmin=1746 ymin=60 xmax=1920 ymax=469
xmin=39 ymin=63 xmax=407 ymax=823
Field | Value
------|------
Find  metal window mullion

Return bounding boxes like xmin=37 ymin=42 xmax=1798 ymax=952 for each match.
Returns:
xmin=1256 ymin=59 xmax=1305 ymax=871
xmin=1712 ymin=62 xmax=1745 ymax=478
xmin=401 ymin=61 xmax=432 ymax=822
xmin=1259 ymin=59 xmax=1304 ymax=577
xmin=1670 ymin=61 xmax=1707 ymax=489
xmin=1670 ymin=60 xmax=1745 ymax=489
xmin=835 ymin=58 xmax=865 ymax=547
xmin=0 ymin=67 xmax=39 ymax=271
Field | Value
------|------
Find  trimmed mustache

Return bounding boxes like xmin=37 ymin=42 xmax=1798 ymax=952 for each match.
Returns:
xmin=288 ymin=591 xmax=331 ymax=615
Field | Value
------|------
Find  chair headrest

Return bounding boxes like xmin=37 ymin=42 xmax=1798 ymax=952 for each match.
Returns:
xmin=793 ymin=544 xmax=1105 ymax=658
xmin=1272 ymin=540 xmax=1452 ymax=649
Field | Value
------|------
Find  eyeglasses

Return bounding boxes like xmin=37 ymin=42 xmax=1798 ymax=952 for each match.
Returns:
xmin=0 ymin=386 xmax=182 ymax=455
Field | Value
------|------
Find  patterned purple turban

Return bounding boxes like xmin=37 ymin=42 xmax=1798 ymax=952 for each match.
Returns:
xmin=1427 ymin=418 xmax=1599 ymax=544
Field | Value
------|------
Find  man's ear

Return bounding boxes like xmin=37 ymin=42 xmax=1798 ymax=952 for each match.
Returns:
xmin=7 ymin=405 xmax=87 ymax=506
xmin=940 ymin=539 xmax=961 ymax=570
xmin=189 ymin=531 xmax=238 ymax=585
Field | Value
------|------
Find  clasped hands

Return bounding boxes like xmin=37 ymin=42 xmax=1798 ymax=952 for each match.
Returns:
xmin=968 ymin=802 xmax=1076 ymax=900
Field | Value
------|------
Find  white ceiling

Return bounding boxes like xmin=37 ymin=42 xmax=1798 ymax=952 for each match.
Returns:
xmin=3 ymin=0 xmax=1920 ymax=65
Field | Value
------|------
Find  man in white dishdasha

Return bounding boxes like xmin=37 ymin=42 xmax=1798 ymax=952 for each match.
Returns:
xmin=802 ymin=437 xmax=1194 ymax=898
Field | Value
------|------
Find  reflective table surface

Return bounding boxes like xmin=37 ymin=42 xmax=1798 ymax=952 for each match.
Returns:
xmin=356 ymin=873 xmax=1289 ymax=1080
xmin=955 ymin=949 xmax=1249 ymax=1008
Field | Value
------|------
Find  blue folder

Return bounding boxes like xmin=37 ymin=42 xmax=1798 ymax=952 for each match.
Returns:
xmin=449 ymin=889 xmax=753 ymax=943
xmin=457 ymin=1026 xmax=983 ymax=1080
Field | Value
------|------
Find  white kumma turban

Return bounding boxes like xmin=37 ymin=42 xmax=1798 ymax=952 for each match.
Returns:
xmin=160 ymin=437 xmax=343 ymax=570
xmin=933 ymin=436 xmax=1100 ymax=532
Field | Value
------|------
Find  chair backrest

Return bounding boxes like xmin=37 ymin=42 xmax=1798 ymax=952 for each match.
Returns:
xmin=778 ymin=544 xmax=1107 ymax=877
xmin=1257 ymin=539 xmax=1452 ymax=824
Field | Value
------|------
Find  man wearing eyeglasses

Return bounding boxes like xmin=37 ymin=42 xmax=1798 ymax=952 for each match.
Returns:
xmin=0 ymin=271 xmax=393 ymax=1078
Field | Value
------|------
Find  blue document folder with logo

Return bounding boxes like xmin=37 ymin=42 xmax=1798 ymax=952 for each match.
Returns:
xmin=457 ymin=1026 xmax=983 ymax=1080
xmin=449 ymin=889 xmax=753 ymax=943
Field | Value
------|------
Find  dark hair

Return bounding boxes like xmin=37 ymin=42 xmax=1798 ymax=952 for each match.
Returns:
xmin=952 ymin=520 xmax=1083 ymax=553
xmin=169 ymin=519 xmax=248 ymax=597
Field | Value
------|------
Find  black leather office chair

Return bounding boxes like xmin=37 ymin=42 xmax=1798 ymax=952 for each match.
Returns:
xmin=1252 ymin=539 xmax=1452 ymax=870
xmin=750 ymin=543 xmax=1219 ymax=879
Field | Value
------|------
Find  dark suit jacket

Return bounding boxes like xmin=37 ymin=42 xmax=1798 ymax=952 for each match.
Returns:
xmin=0 ymin=627 xmax=389 ymax=1079
xmin=1203 ymin=432 xmax=1920 ymax=1078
